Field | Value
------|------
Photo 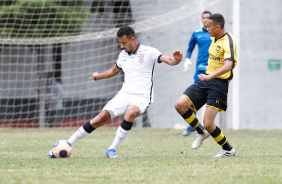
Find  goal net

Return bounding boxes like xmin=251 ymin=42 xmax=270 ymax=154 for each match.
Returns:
xmin=0 ymin=0 xmax=228 ymax=128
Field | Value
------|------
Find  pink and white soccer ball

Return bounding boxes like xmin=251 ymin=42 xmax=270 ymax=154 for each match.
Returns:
xmin=52 ymin=140 xmax=72 ymax=158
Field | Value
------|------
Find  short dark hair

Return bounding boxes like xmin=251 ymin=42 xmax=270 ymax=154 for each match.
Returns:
xmin=117 ymin=25 xmax=135 ymax=39
xmin=209 ymin=13 xmax=225 ymax=28
xmin=202 ymin=10 xmax=212 ymax=15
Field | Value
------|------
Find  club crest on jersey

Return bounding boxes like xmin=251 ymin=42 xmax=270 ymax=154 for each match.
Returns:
xmin=138 ymin=55 xmax=145 ymax=63
xmin=216 ymin=46 xmax=221 ymax=52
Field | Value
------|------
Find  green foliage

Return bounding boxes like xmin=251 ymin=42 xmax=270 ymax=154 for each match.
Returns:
xmin=55 ymin=0 xmax=87 ymax=7
xmin=0 ymin=128 xmax=281 ymax=184
xmin=90 ymin=1 xmax=105 ymax=13
xmin=0 ymin=0 xmax=91 ymax=38
xmin=0 ymin=0 xmax=14 ymax=6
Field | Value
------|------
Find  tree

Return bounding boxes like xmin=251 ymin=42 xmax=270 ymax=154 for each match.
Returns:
xmin=0 ymin=0 xmax=91 ymax=38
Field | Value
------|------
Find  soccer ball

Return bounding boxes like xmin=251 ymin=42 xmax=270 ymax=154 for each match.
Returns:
xmin=52 ymin=140 xmax=72 ymax=158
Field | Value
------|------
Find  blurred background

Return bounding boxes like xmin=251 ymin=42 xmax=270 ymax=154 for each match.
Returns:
xmin=0 ymin=0 xmax=281 ymax=129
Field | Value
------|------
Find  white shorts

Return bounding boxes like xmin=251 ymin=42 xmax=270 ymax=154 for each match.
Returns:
xmin=102 ymin=91 xmax=151 ymax=119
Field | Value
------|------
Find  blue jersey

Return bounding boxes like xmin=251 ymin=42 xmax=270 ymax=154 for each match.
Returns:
xmin=186 ymin=28 xmax=211 ymax=83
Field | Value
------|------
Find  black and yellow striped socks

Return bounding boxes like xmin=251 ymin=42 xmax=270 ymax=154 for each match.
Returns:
xmin=210 ymin=126 xmax=233 ymax=151
xmin=181 ymin=109 xmax=204 ymax=134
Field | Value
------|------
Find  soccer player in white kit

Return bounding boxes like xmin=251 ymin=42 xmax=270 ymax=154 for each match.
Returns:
xmin=48 ymin=26 xmax=183 ymax=158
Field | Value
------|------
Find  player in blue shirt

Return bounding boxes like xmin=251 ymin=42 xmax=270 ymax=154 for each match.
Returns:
xmin=182 ymin=11 xmax=212 ymax=136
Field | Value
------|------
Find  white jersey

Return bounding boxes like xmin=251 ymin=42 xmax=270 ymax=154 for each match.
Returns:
xmin=116 ymin=44 xmax=162 ymax=103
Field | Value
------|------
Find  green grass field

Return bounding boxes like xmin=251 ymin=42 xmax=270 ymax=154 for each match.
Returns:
xmin=0 ymin=127 xmax=281 ymax=184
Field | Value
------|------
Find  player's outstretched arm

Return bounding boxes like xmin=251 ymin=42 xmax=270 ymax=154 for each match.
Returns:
xmin=90 ymin=64 xmax=121 ymax=81
xmin=160 ymin=50 xmax=183 ymax=66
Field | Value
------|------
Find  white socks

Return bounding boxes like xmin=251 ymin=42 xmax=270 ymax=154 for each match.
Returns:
xmin=67 ymin=125 xmax=130 ymax=151
xmin=67 ymin=126 xmax=90 ymax=145
xmin=108 ymin=126 xmax=130 ymax=150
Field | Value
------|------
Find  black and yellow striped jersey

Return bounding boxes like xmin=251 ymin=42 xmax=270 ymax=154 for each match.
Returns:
xmin=206 ymin=32 xmax=237 ymax=80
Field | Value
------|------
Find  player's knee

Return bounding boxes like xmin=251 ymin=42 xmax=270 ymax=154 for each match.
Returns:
xmin=90 ymin=112 xmax=110 ymax=128
xmin=203 ymin=120 xmax=215 ymax=132
xmin=120 ymin=120 xmax=133 ymax=131
xmin=175 ymin=100 xmax=185 ymax=113
xmin=203 ymin=123 xmax=209 ymax=131
xmin=90 ymin=115 xmax=102 ymax=126
xmin=125 ymin=108 xmax=140 ymax=121
xmin=174 ymin=101 xmax=180 ymax=111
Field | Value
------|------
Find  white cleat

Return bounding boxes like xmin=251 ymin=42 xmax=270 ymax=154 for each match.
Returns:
xmin=214 ymin=147 xmax=236 ymax=158
xmin=191 ymin=130 xmax=210 ymax=149
xmin=48 ymin=149 xmax=56 ymax=158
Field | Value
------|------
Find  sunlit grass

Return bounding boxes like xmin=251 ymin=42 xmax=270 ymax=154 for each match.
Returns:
xmin=0 ymin=128 xmax=281 ymax=184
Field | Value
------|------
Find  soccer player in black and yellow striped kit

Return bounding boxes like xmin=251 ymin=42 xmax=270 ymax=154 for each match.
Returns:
xmin=175 ymin=13 xmax=236 ymax=157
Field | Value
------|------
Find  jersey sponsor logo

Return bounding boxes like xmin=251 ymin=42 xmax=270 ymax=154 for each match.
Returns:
xmin=138 ymin=49 xmax=147 ymax=52
xmin=138 ymin=55 xmax=145 ymax=63
xmin=209 ymin=54 xmax=220 ymax=61
xmin=124 ymin=91 xmax=145 ymax=96
xmin=216 ymin=46 xmax=221 ymax=53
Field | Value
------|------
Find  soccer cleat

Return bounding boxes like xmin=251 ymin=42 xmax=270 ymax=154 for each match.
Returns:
xmin=214 ymin=147 xmax=236 ymax=158
xmin=106 ymin=149 xmax=119 ymax=158
xmin=191 ymin=130 xmax=210 ymax=149
xmin=48 ymin=149 xmax=56 ymax=158
xmin=182 ymin=126 xmax=196 ymax=136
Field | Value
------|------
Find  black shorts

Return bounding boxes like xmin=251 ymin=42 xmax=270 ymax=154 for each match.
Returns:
xmin=182 ymin=78 xmax=229 ymax=112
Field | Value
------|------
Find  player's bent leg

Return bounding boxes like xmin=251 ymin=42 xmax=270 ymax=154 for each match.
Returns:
xmin=68 ymin=110 xmax=111 ymax=145
xmin=204 ymin=107 xmax=235 ymax=157
xmin=202 ymin=106 xmax=218 ymax=133
xmin=211 ymin=126 xmax=235 ymax=157
xmin=107 ymin=119 xmax=134 ymax=158
xmin=175 ymin=95 xmax=192 ymax=115
xmin=175 ymin=95 xmax=208 ymax=147
xmin=48 ymin=111 xmax=112 ymax=158
xmin=90 ymin=110 xmax=112 ymax=128
xmin=182 ymin=108 xmax=197 ymax=136
xmin=190 ymin=107 xmax=218 ymax=149
xmin=107 ymin=105 xmax=140 ymax=158
xmin=48 ymin=122 xmax=93 ymax=158
xmin=124 ymin=105 xmax=141 ymax=122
